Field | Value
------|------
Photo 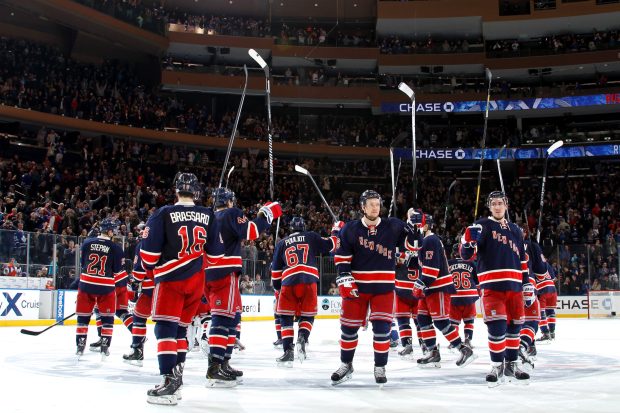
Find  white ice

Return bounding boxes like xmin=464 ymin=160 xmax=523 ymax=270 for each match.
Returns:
xmin=1 ymin=318 xmax=619 ymax=413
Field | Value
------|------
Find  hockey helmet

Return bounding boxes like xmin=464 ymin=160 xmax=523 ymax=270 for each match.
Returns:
xmin=486 ymin=190 xmax=509 ymax=209
xmin=289 ymin=216 xmax=306 ymax=233
xmin=359 ymin=189 xmax=382 ymax=207
xmin=174 ymin=172 xmax=202 ymax=200
xmin=100 ymin=217 xmax=119 ymax=234
xmin=212 ymin=187 xmax=236 ymax=208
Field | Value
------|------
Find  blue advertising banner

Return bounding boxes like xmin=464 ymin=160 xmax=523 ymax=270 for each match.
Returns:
xmin=393 ymin=144 xmax=620 ymax=160
xmin=382 ymin=93 xmax=620 ymax=114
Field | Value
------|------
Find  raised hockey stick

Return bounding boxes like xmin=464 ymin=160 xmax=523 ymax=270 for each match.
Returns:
xmin=473 ymin=68 xmax=493 ymax=219
xmin=225 ymin=165 xmax=235 ymax=189
xmin=20 ymin=312 xmax=76 ymax=336
xmin=536 ymin=140 xmax=564 ymax=243
xmin=496 ymin=144 xmax=510 ymax=221
xmin=397 ymin=82 xmax=417 ymax=207
xmin=218 ymin=65 xmax=248 ymax=190
xmin=294 ymin=165 xmax=338 ymax=222
xmin=442 ymin=179 xmax=458 ymax=236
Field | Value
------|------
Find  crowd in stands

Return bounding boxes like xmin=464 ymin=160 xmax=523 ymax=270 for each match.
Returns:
xmin=379 ymin=35 xmax=483 ymax=54
xmin=74 ymin=0 xmax=167 ymax=35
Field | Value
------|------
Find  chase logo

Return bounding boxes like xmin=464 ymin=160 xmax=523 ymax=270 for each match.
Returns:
xmin=1 ymin=292 xmax=22 ymax=316
xmin=443 ymin=102 xmax=454 ymax=112
xmin=321 ymin=298 xmax=330 ymax=311
xmin=455 ymin=149 xmax=466 ymax=159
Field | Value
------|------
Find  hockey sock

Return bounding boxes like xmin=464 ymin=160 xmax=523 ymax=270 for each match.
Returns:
xmin=414 ymin=317 xmax=423 ymax=342
xmin=434 ymin=318 xmax=462 ymax=348
xmin=505 ymin=322 xmax=521 ymax=362
xmin=539 ymin=311 xmax=549 ymax=334
xmin=176 ymin=325 xmax=188 ymax=365
xmin=546 ymin=309 xmax=556 ymax=333
xmin=100 ymin=315 xmax=114 ymax=346
xmin=417 ymin=314 xmax=437 ymax=350
xmin=486 ymin=319 xmax=507 ymax=363
xmin=274 ymin=314 xmax=282 ymax=339
xmin=298 ymin=316 xmax=314 ymax=341
xmin=280 ymin=315 xmax=295 ymax=350
xmin=520 ymin=322 xmax=537 ymax=349
xmin=131 ymin=315 xmax=148 ymax=348
xmin=227 ymin=312 xmax=242 ymax=358
xmin=464 ymin=318 xmax=475 ymax=341
xmin=372 ymin=320 xmax=391 ymax=367
xmin=389 ymin=321 xmax=399 ymax=343
xmin=236 ymin=319 xmax=241 ymax=340
xmin=117 ymin=310 xmax=133 ymax=332
xmin=209 ymin=315 xmax=234 ymax=362
xmin=396 ymin=316 xmax=412 ymax=345
xmin=154 ymin=321 xmax=178 ymax=375
xmin=340 ymin=325 xmax=359 ymax=364
xmin=76 ymin=315 xmax=91 ymax=345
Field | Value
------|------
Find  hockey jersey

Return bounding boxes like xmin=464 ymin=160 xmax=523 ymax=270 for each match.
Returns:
xmin=271 ymin=231 xmax=338 ymax=288
xmin=418 ymin=233 xmax=456 ymax=294
xmin=140 ymin=202 xmax=225 ymax=283
xmin=78 ymin=236 xmax=125 ymax=295
xmin=448 ymin=258 xmax=479 ymax=306
xmin=131 ymin=240 xmax=155 ymax=296
xmin=206 ymin=207 xmax=270 ymax=281
xmin=460 ymin=217 xmax=528 ymax=292
xmin=395 ymin=253 xmax=420 ymax=300
xmin=334 ymin=217 xmax=416 ymax=294
xmin=540 ymin=262 xmax=558 ymax=295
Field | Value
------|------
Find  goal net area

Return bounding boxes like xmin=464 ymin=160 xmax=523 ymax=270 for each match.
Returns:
xmin=587 ymin=290 xmax=620 ymax=319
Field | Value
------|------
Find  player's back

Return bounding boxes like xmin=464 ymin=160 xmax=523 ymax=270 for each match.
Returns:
xmin=448 ymin=258 xmax=478 ymax=305
xmin=273 ymin=231 xmax=333 ymax=285
xmin=79 ymin=237 xmax=122 ymax=295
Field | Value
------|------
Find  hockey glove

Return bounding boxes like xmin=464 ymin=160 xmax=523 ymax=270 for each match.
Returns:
xmin=128 ymin=277 xmax=142 ymax=294
xmin=412 ymin=279 xmax=427 ymax=299
xmin=523 ymin=283 xmax=536 ymax=307
xmin=336 ymin=272 xmax=359 ymax=298
xmin=331 ymin=220 xmax=345 ymax=234
xmin=462 ymin=224 xmax=482 ymax=245
xmin=259 ymin=201 xmax=282 ymax=224
xmin=407 ymin=209 xmax=425 ymax=233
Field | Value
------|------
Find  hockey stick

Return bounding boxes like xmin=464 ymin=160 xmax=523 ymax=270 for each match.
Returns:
xmin=389 ymin=147 xmax=396 ymax=217
xmin=442 ymin=179 xmax=458 ymax=236
xmin=218 ymin=65 xmax=248 ymax=190
xmin=294 ymin=165 xmax=338 ymax=222
xmin=397 ymin=82 xmax=417 ymax=207
xmin=496 ymin=144 xmax=510 ymax=221
xmin=20 ymin=312 xmax=76 ymax=336
xmin=225 ymin=165 xmax=235 ymax=189
xmin=536 ymin=140 xmax=564 ymax=243
xmin=473 ymin=68 xmax=493 ymax=219
xmin=389 ymin=157 xmax=402 ymax=217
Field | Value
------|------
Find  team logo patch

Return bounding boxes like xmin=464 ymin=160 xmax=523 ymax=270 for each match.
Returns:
xmin=142 ymin=227 xmax=150 ymax=239
xmin=425 ymin=250 xmax=434 ymax=260
xmin=216 ymin=299 xmax=222 ymax=306
xmin=368 ymin=225 xmax=377 ymax=236
xmin=237 ymin=216 xmax=248 ymax=224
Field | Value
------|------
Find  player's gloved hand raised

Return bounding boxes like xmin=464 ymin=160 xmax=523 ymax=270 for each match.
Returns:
xmin=336 ymin=272 xmax=359 ymax=298
xmin=407 ymin=209 xmax=425 ymax=233
xmin=522 ymin=283 xmax=536 ymax=307
xmin=331 ymin=220 xmax=345 ymax=234
xmin=412 ymin=279 xmax=427 ymax=299
xmin=259 ymin=201 xmax=282 ymax=224
xmin=462 ymin=224 xmax=482 ymax=245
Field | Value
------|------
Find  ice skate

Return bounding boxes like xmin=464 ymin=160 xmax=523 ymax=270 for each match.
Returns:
xmin=276 ymin=348 xmax=294 ymax=368
xmin=273 ymin=338 xmax=283 ymax=348
xmin=147 ymin=372 xmax=181 ymax=405
xmin=374 ymin=365 xmax=387 ymax=388
xmin=123 ymin=346 xmax=144 ymax=367
xmin=331 ymin=362 xmax=354 ymax=385
xmin=89 ymin=337 xmax=102 ymax=352
xmin=504 ymin=360 xmax=530 ymax=384
xmin=464 ymin=338 xmax=474 ymax=349
xmin=536 ymin=332 xmax=552 ymax=345
xmin=206 ymin=357 xmax=238 ymax=388
xmin=550 ymin=332 xmax=556 ymax=340
xmin=398 ymin=338 xmax=414 ymax=359
xmin=527 ymin=343 xmax=538 ymax=361
xmin=76 ymin=337 xmax=86 ymax=359
xmin=100 ymin=337 xmax=110 ymax=361
xmin=234 ymin=338 xmax=246 ymax=352
xmin=222 ymin=359 xmax=243 ymax=384
xmin=486 ymin=362 xmax=504 ymax=388
xmin=456 ymin=343 xmax=476 ymax=367
xmin=417 ymin=347 xmax=441 ymax=368
xmin=519 ymin=345 xmax=535 ymax=371
xmin=296 ymin=336 xmax=307 ymax=363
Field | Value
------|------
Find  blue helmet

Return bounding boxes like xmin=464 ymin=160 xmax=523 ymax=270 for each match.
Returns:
xmin=100 ymin=217 xmax=119 ymax=234
xmin=360 ymin=189 xmax=382 ymax=207
xmin=487 ymin=190 xmax=508 ymax=209
xmin=423 ymin=213 xmax=434 ymax=228
xmin=289 ymin=216 xmax=306 ymax=233
xmin=174 ymin=172 xmax=202 ymax=200
xmin=212 ymin=187 xmax=235 ymax=208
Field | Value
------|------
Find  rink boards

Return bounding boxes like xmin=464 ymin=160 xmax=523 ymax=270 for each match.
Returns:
xmin=0 ymin=288 xmax=616 ymax=326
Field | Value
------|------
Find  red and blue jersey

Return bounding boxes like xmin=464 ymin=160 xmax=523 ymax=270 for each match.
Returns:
xmin=418 ymin=233 xmax=456 ymax=294
xmin=448 ymin=258 xmax=479 ymax=306
xmin=395 ymin=253 xmax=420 ymax=300
xmin=131 ymin=240 xmax=155 ymax=296
xmin=334 ymin=217 xmax=417 ymax=295
xmin=140 ymin=202 xmax=225 ymax=284
xmin=79 ymin=236 xmax=125 ymax=295
xmin=460 ymin=217 xmax=528 ymax=292
xmin=271 ymin=231 xmax=338 ymax=288
xmin=206 ymin=207 xmax=270 ymax=281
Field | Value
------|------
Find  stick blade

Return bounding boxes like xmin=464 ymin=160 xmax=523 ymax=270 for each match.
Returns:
xmin=248 ymin=49 xmax=267 ymax=68
xmin=397 ymin=82 xmax=414 ymax=99
xmin=294 ymin=165 xmax=309 ymax=175
xmin=20 ymin=328 xmax=41 ymax=336
xmin=547 ymin=140 xmax=564 ymax=155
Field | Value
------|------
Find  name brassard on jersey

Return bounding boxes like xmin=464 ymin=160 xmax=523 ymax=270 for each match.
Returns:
xmin=169 ymin=211 xmax=211 ymax=225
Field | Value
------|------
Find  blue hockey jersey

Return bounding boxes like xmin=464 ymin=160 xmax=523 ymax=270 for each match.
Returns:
xmin=395 ymin=252 xmax=420 ymax=300
xmin=206 ymin=207 xmax=270 ymax=281
xmin=418 ymin=233 xmax=456 ymax=294
xmin=448 ymin=258 xmax=479 ymax=306
xmin=79 ymin=236 xmax=125 ymax=295
xmin=461 ymin=217 xmax=528 ymax=292
xmin=271 ymin=231 xmax=338 ymax=288
xmin=334 ymin=217 xmax=416 ymax=294
xmin=140 ymin=202 xmax=225 ymax=283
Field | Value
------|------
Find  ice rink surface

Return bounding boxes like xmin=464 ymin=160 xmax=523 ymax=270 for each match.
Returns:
xmin=1 ymin=318 xmax=619 ymax=413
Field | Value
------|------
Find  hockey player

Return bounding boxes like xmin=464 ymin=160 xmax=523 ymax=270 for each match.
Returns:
xmin=460 ymin=191 xmax=531 ymax=386
xmin=204 ymin=187 xmax=281 ymax=387
xmin=536 ymin=261 xmax=558 ymax=343
xmin=394 ymin=249 xmax=422 ymax=358
xmin=448 ymin=243 xmax=479 ymax=348
xmin=331 ymin=190 xmax=417 ymax=386
xmin=141 ymin=173 xmax=225 ymax=405
xmin=122 ymin=227 xmax=155 ymax=367
xmin=75 ymin=218 xmax=125 ymax=359
xmin=272 ymin=216 xmax=342 ymax=367
xmin=410 ymin=211 xmax=475 ymax=368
